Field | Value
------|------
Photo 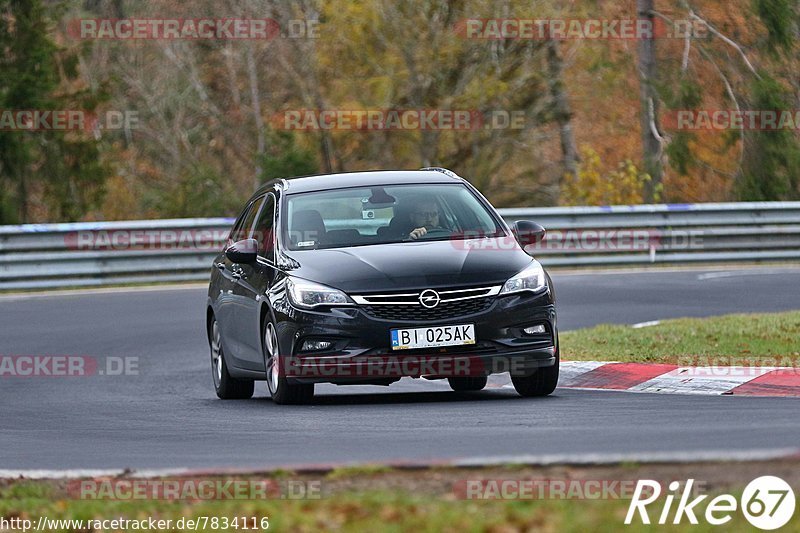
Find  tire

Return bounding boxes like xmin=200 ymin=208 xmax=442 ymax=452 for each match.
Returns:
xmin=511 ymin=350 xmax=560 ymax=398
xmin=448 ymin=376 xmax=488 ymax=392
xmin=264 ymin=320 xmax=314 ymax=405
xmin=209 ymin=317 xmax=254 ymax=399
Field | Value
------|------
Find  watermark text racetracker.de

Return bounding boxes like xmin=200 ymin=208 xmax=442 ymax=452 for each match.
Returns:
xmin=455 ymin=478 xmax=692 ymax=500
xmin=271 ymin=109 xmax=527 ymax=131
xmin=0 ymin=110 xmax=138 ymax=132
xmin=68 ymin=478 xmax=322 ymax=500
xmin=451 ymin=229 xmax=704 ymax=253
xmin=67 ymin=18 xmax=319 ymax=40
xmin=675 ymin=356 xmax=800 ymax=377
xmin=663 ymin=109 xmax=800 ymax=131
xmin=455 ymin=18 xmax=709 ymax=40
xmin=64 ymin=228 xmax=231 ymax=251
xmin=0 ymin=355 xmax=138 ymax=377
xmin=276 ymin=354 xmax=540 ymax=379
xmin=63 ymin=227 xmax=705 ymax=253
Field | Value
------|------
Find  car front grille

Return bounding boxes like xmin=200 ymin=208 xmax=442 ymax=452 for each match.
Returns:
xmin=352 ymin=285 xmax=500 ymax=322
xmin=362 ymin=298 xmax=493 ymax=321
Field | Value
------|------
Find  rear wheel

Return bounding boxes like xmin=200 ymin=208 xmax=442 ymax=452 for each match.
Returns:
xmin=511 ymin=350 xmax=559 ymax=397
xmin=209 ymin=318 xmax=254 ymax=399
xmin=264 ymin=321 xmax=314 ymax=405
xmin=448 ymin=376 xmax=488 ymax=392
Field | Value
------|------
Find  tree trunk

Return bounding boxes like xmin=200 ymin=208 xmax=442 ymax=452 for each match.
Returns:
xmin=637 ymin=0 xmax=663 ymax=202
xmin=546 ymin=39 xmax=578 ymax=204
xmin=246 ymin=43 xmax=265 ymax=191
xmin=18 ymin=167 xmax=27 ymax=223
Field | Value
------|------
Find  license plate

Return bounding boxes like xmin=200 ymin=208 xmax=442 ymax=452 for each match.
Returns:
xmin=390 ymin=324 xmax=476 ymax=350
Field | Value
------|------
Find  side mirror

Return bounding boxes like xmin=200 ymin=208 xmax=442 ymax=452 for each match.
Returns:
xmin=512 ymin=220 xmax=546 ymax=248
xmin=225 ymin=238 xmax=258 ymax=264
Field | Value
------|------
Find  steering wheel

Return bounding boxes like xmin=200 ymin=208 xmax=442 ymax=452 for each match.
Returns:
xmin=422 ymin=227 xmax=453 ymax=237
xmin=404 ymin=227 xmax=453 ymax=241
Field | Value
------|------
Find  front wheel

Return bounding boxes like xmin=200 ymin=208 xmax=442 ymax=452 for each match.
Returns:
xmin=209 ymin=317 xmax=254 ymax=399
xmin=264 ymin=321 xmax=314 ymax=405
xmin=511 ymin=351 xmax=560 ymax=397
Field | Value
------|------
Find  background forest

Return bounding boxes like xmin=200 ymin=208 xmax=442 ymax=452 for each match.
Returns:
xmin=0 ymin=0 xmax=798 ymax=223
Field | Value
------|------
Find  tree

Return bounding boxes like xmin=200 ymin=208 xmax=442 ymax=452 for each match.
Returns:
xmin=545 ymin=38 xmax=579 ymax=198
xmin=315 ymin=0 xmax=562 ymax=203
xmin=639 ymin=0 xmax=799 ymax=202
xmin=636 ymin=0 xmax=664 ymax=203
xmin=737 ymin=76 xmax=800 ymax=200
xmin=0 ymin=0 xmax=108 ymax=223
xmin=737 ymin=0 xmax=800 ymax=200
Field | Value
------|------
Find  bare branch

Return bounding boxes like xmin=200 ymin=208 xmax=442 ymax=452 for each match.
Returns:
xmin=648 ymin=98 xmax=667 ymax=159
xmin=687 ymin=11 xmax=760 ymax=78
xmin=682 ymin=27 xmax=692 ymax=72
xmin=697 ymin=45 xmax=746 ymax=172
xmin=650 ymin=8 xmax=693 ymax=72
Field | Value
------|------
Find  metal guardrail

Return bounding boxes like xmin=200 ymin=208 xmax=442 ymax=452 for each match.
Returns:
xmin=500 ymin=202 xmax=800 ymax=267
xmin=1 ymin=203 xmax=799 ymax=290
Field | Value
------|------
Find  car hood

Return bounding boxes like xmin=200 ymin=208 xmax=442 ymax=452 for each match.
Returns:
xmin=284 ymin=238 xmax=534 ymax=293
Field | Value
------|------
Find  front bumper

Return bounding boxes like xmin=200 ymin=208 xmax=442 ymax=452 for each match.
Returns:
xmin=272 ymin=288 xmax=558 ymax=384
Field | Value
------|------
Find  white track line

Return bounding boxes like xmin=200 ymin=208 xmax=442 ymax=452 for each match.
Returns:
xmin=0 ymin=468 xmax=192 ymax=480
xmin=0 ymin=283 xmax=207 ymax=300
xmin=453 ymin=448 xmax=800 ymax=467
xmin=696 ymin=269 xmax=800 ymax=280
xmin=3 ymin=449 xmax=798 ymax=479
xmin=631 ymin=320 xmax=661 ymax=329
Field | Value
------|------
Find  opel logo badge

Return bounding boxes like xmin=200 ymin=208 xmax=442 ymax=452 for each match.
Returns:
xmin=419 ymin=289 xmax=441 ymax=308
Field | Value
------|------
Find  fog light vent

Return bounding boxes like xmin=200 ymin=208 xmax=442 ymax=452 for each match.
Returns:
xmin=523 ymin=325 xmax=546 ymax=335
xmin=301 ymin=340 xmax=333 ymax=352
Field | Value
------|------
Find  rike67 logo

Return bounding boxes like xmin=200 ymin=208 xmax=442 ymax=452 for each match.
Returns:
xmin=625 ymin=477 xmax=795 ymax=530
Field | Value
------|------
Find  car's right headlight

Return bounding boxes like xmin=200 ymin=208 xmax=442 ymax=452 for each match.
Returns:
xmin=286 ymin=277 xmax=353 ymax=309
xmin=499 ymin=260 xmax=547 ymax=295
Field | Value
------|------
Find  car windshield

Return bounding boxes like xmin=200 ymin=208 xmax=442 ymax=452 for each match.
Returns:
xmin=283 ymin=184 xmax=505 ymax=250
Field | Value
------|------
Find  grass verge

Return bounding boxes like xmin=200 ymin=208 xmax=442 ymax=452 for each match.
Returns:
xmin=3 ymin=461 xmax=800 ymax=532
xmin=561 ymin=311 xmax=800 ymax=364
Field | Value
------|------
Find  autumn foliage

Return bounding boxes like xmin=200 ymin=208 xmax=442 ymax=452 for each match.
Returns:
xmin=0 ymin=0 xmax=797 ymax=223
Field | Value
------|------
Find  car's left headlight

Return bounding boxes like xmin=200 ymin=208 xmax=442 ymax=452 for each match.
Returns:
xmin=499 ymin=260 xmax=547 ymax=295
xmin=286 ymin=277 xmax=353 ymax=309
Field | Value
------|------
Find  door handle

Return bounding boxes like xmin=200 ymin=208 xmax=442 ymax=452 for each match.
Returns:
xmin=215 ymin=262 xmax=225 ymax=270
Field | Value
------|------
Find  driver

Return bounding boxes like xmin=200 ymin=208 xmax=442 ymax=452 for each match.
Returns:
xmin=408 ymin=200 xmax=445 ymax=240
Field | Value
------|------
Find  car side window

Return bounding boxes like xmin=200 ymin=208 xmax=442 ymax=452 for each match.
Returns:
xmin=228 ymin=207 xmax=251 ymax=246
xmin=253 ymin=194 xmax=276 ymax=261
xmin=229 ymin=196 xmax=265 ymax=245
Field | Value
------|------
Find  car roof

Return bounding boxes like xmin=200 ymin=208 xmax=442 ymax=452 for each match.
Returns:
xmin=257 ymin=169 xmax=464 ymax=196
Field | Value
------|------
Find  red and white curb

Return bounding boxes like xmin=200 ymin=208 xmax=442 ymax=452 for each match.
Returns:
xmin=501 ymin=361 xmax=800 ymax=397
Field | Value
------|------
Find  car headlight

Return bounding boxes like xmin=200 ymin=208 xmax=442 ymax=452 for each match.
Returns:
xmin=286 ymin=278 xmax=353 ymax=309
xmin=499 ymin=260 xmax=547 ymax=295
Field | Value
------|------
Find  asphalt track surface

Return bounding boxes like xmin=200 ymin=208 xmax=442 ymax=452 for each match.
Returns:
xmin=2 ymin=267 xmax=800 ymax=471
